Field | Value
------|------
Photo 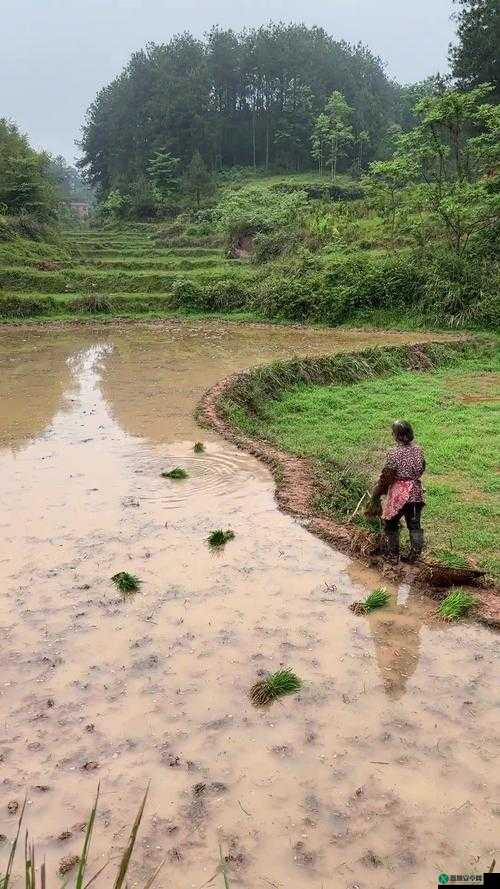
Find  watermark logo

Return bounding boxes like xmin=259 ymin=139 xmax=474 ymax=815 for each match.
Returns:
xmin=439 ymin=878 xmax=450 ymax=886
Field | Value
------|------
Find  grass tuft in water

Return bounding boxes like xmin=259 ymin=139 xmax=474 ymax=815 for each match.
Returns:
xmin=112 ymin=572 xmax=142 ymax=594
xmin=438 ymin=587 xmax=476 ymax=621
xmin=250 ymin=669 xmax=302 ymax=708
xmin=194 ymin=441 xmax=205 ymax=453
xmin=161 ymin=466 xmax=189 ymax=479
xmin=350 ymin=586 xmax=390 ymax=615
xmin=208 ymin=529 xmax=235 ymax=547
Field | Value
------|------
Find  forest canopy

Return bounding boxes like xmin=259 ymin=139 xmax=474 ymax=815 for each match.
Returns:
xmin=78 ymin=23 xmax=406 ymax=192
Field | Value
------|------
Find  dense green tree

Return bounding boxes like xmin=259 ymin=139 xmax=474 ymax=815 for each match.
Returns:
xmin=0 ymin=119 xmax=58 ymax=220
xmin=102 ymin=188 xmax=126 ymax=219
xmin=147 ymin=150 xmax=180 ymax=197
xmin=450 ymin=0 xmax=500 ymax=96
xmin=366 ymin=85 xmax=500 ymax=253
xmin=78 ymin=24 xmax=399 ymax=191
xmin=311 ymin=113 xmax=331 ymax=176
xmin=363 ymin=157 xmax=411 ymax=231
xmin=353 ymin=130 xmax=370 ymax=176
xmin=182 ymin=151 xmax=215 ymax=208
xmin=324 ymin=91 xmax=354 ymax=182
xmin=311 ymin=92 xmax=354 ymax=180
xmin=395 ymin=76 xmax=449 ymax=131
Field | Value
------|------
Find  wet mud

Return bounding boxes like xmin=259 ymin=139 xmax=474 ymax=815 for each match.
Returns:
xmin=0 ymin=321 xmax=498 ymax=887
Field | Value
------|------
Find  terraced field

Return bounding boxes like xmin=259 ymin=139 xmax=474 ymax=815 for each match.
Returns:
xmin=0 ymin=223 xmax=257 ymax=319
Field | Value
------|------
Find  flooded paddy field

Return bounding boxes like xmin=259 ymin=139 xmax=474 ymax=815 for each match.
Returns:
xmin=0 ymin=321 xmax=497 ymax=888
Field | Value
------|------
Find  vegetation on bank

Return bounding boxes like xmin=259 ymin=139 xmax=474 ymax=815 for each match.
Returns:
xmin=438 ymin=587 xmax=477 ymax=620
xmin=2 ymin=82 xmax=498 ymax=331
xmin=350 ymin=587 xmax=391 ymax=615
xmin=0 ymin=6 xmax=498 ymax=334
xmin=218 ymin=341 xmax=499 ymax=579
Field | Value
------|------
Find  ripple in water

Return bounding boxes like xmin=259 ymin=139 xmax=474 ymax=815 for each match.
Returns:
xmin=136 ymin=446 xmax=261 ymax=509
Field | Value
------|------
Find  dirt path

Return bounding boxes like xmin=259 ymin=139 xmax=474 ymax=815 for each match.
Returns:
xmin=0 ymin=321 xmax=497 ymax=888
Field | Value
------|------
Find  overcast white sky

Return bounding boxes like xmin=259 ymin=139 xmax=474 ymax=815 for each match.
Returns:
xmin=1 ymin=0 xmax=456 ymax=163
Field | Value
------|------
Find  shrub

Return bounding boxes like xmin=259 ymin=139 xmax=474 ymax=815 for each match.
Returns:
xmin=270 ymin=181 xmax=363 ymax=201
xmin=254 ymin=246 xmax=500 ymax=329
xmin=170 ymin=277 xmax=252 ymax=313
xmin=419 ymin=248 xmax=500 ymax=329
xmin=202 ymin=278 xmax=250 ymax=311
xmin=70 ymin=293 xmax=113 ymax=313
xmin=253 ymin=227 xmax=302 ymax=262
xmin=0 ymin=294 xmax=57 ymax=317
xmin=0 ymin=213 xmax=51 ymax=242
xmin=170 ymin=278 xmax=205 ymax=309
xmin=213 ymin=184 xmax=308 ymax=241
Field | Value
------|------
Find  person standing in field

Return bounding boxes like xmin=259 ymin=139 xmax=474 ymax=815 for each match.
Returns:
xmin=371 ymin=420 xmax=426 ymax=563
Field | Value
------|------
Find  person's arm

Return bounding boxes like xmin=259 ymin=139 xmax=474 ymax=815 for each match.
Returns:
xmin=372 ymin=452 xmax=397 ymax=497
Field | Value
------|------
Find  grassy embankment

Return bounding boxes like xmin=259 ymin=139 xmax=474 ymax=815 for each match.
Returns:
xmin=219 ymin=342 xmax=499 ymax=579
xmin=0 ymin=220 xmax=259 ymax=321
xmin=0 ymin=171 xmax=351 ymax=323
xmin=1 ymin=169 xmax=496 ymax=329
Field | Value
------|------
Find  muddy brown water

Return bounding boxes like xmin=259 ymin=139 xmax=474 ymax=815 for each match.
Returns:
xmin=0 ymin=321 xmax=498 ymax=888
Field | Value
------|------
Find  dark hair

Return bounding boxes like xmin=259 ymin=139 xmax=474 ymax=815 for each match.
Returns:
xmin=392 ymin=420 xmax=414 ymax=445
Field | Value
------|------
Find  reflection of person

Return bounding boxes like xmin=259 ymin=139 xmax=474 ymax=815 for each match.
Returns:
xmin=367 ymin=606 xmax=423 ymax=701
xmin=372 ymin=420 xmax=426 ymax=563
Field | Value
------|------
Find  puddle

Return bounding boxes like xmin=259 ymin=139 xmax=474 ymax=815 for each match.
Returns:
xmin=0 ymin=321 xmax=497 ymax=887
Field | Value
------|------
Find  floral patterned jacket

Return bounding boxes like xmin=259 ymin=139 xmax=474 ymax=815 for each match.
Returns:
xmin=373 ymin=442 xmax=426 ymax=504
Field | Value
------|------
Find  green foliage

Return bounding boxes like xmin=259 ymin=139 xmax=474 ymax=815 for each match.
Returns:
xmin=249 ymin=669 xmax=302 ymax=707
xmin=366 ymin=85 xmax=500 ymax=254
xmin=47 ymin=154 xmax=94 ymax=203
xmin=364 ymin=587 xmax=390 ymax=611
xmin=194 ymin=441 xmax=205 ymax=452
xmin=147 ymin=149 xmax=180 ymax=197
xmin=78 ymin=24 xmax=399 ymax=191
xmin=362 ymin=157 xmax=412 ymax=231
xmin=213 ymin=184 xmax=307 ymax=240
xmin=0 ymin=119 xmax=58 ymax=221
xmin=0 ymin=787 xmax=163 ymax=887
xmin=311 ymin=91 xmax=354 ymax=181
xmin=232 ymin=346 xmax=499 ymax=576
xmin=450 ymin=0 xmax=500 ymax=96
xmin=0 ymin=213 xmax=51 ymax=242
xmin=70 ymin=293 xmax=113 ymax=313
xmin=208 ymin=529 xmax=235 ymax=547
xmin=438 ymin=587 xmax=477 ymax=620
xmin=0 ymin=294 xmax=58 ymax=317
xmin=252 ymin=241 xmax=499 ymax=329
xmin=124 ymin=177 xmax=161 ymax=220
xmin=102 ymin=189 xmax=126 ymax=219
xmin=161 ymin=466 xmax=188 ymax=479
xmin=183 ymin=151 xmax=215 ymax=209
xmin=111 ymin=571 xmax=142 ymax=593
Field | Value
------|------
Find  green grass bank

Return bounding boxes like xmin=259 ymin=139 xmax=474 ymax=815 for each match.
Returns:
xmin=0 ymin=165 xmax=498 ymax=330
xmin=217 ymin=341 xmax=499 ymax=579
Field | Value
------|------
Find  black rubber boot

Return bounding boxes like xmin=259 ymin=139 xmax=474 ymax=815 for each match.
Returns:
xmin=402 ymin=530 xmax=424 ymax=563
xmin=384 ymin=529 xmax=400 ymax=562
